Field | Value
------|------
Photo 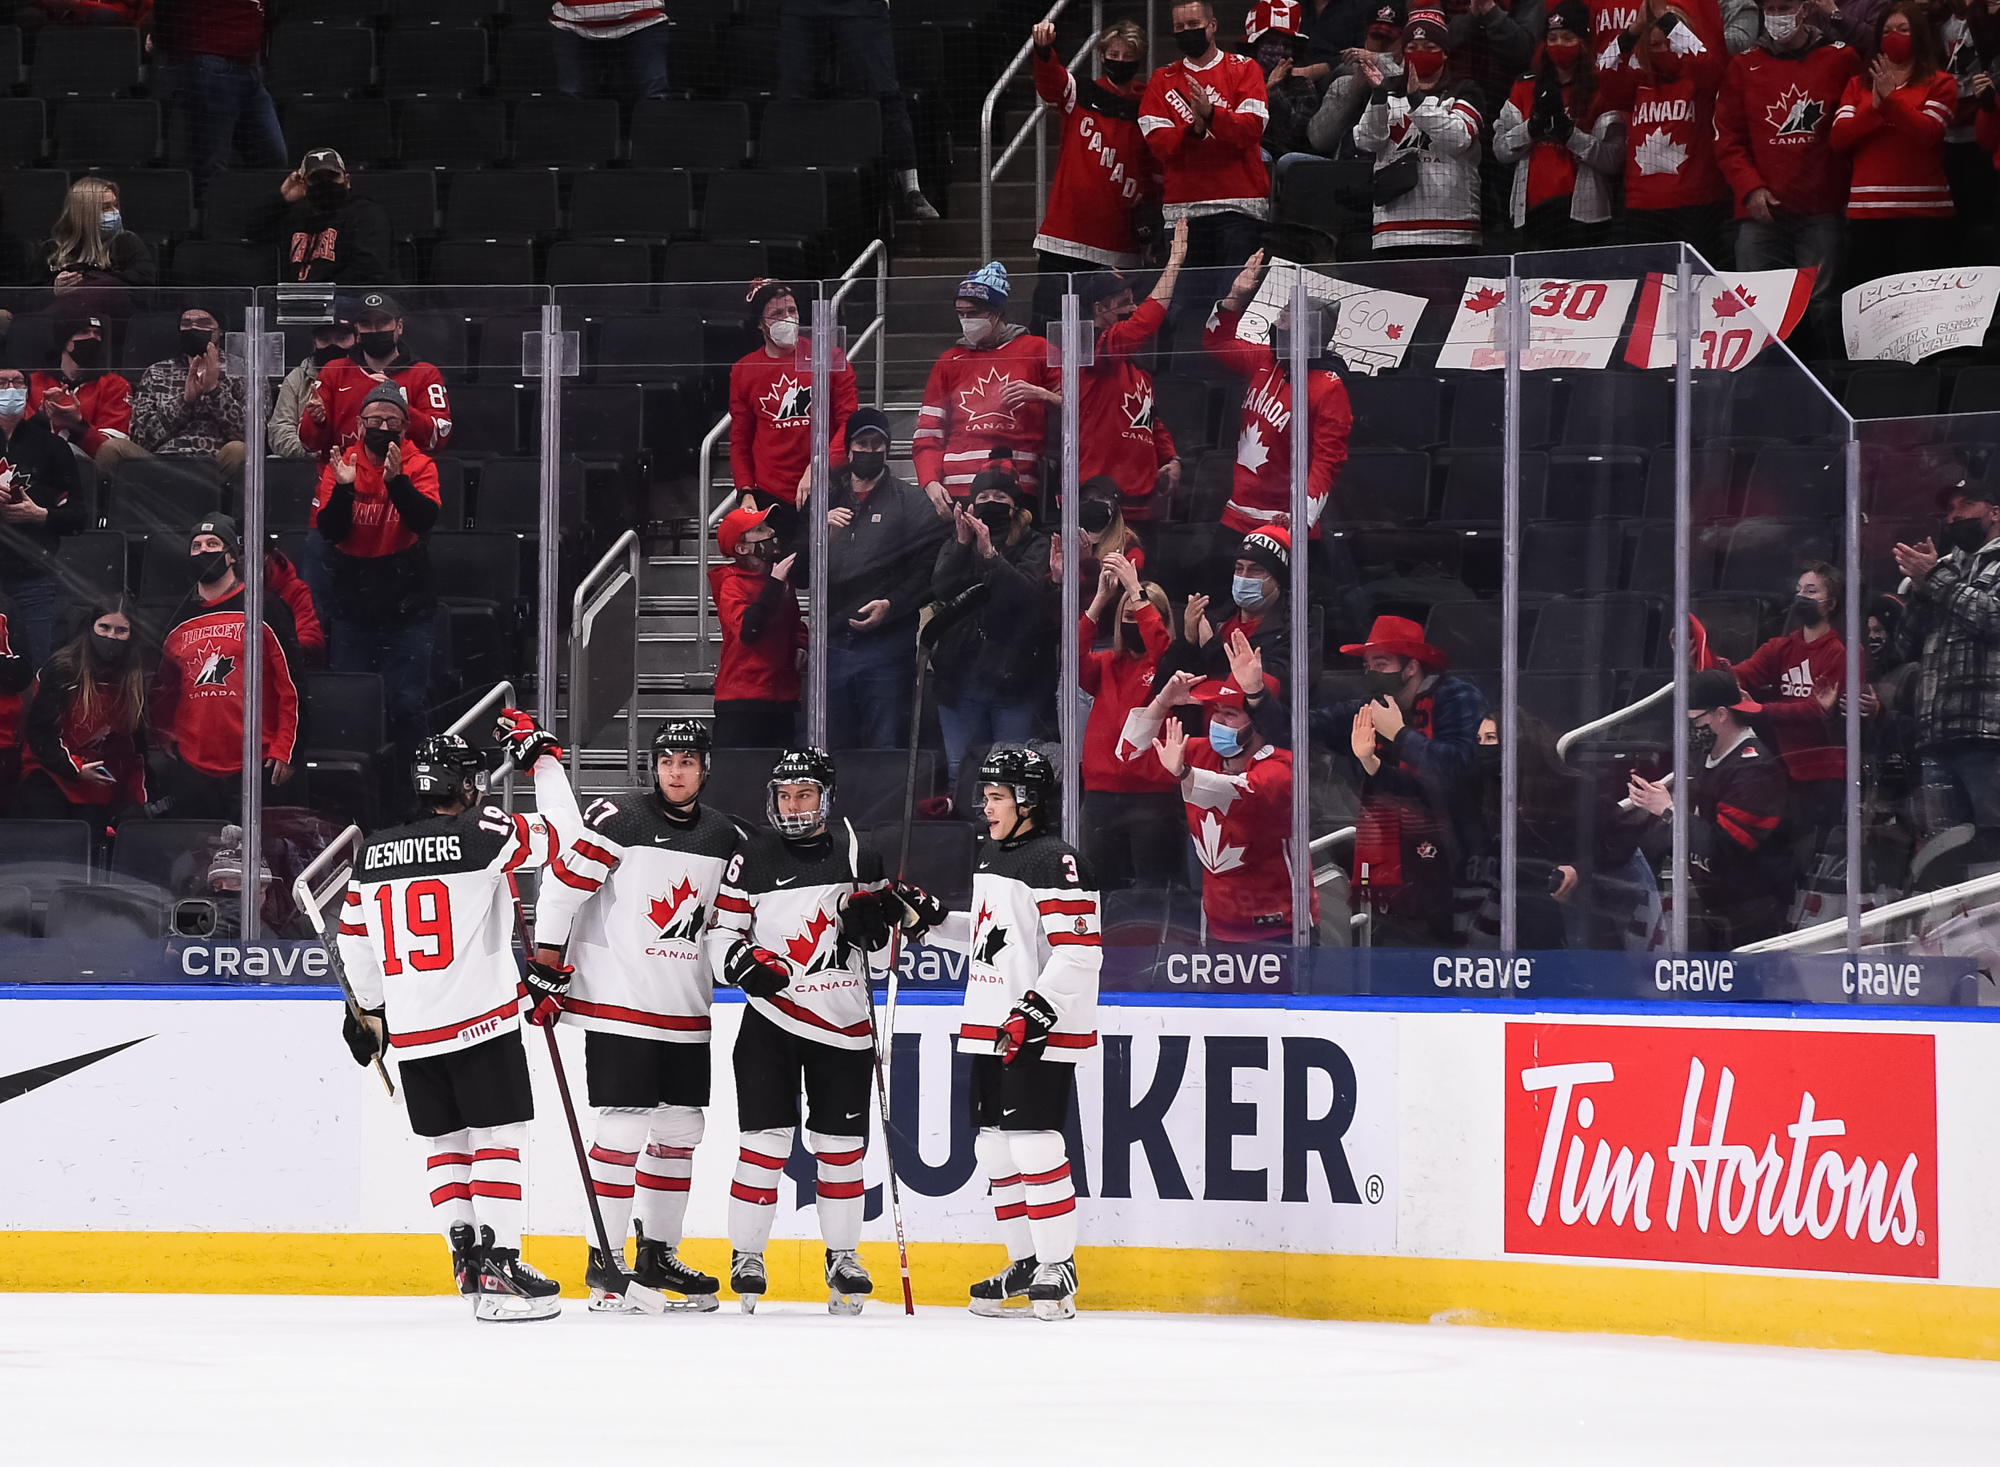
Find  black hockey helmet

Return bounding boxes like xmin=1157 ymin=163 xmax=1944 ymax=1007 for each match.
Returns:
xmin=767 ymin=746 xmax=835 ymax=838
xmin=412 ymin=732 xmax=486 ymax=801
xmin=651 ymin=718 xmax=713 ymax=768
xmin=978 ymin=744 xmax=1056 ymax=812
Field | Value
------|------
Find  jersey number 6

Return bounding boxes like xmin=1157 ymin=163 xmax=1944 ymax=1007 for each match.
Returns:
xmin=375 ymin=878 xmax=456 ymax=976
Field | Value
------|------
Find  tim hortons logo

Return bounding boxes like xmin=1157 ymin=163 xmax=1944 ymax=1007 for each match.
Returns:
xmin=1503 ymin=1024 xmax=1937 ymax=1278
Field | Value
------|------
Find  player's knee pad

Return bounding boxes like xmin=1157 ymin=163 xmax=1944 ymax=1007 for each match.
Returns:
xmin=469 ymin=1120 xmax=529 ymax=1152
xmin=975 ymin=1126 xmax=1014 ymax=1177
xmin=650 ymin=1104 xmax=704 ymax=1149
xmin=1005 ymin=1129 xmax=1067 ymax=1175
xmin=739 ymin=1127 xmax=794 ymax=1164
xmin=595 ymin=1107 xmax=652 ymax=1151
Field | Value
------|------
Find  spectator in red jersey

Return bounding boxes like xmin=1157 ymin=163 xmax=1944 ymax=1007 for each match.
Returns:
xmin=115 ymin=307 xmax=248 ymax=488
xmin=1081 ymin=551 xmax=1185 ymax=890
xmin=151 ymin=514 xmax=301 ymax=821
xmin=1027 ymin=17 xmax=1161 ymax=332
xmin=151 ymin=0 xmax=287 ymax=205
xmin=269 ymin=319 xmax=357 ymax=461
xmin=30 ymin=312 xmax=135 ymax=474
xmin=1159 ymin=525 xmax=1303 ymax=712
xmin=315 ymin=382 xmax=441 ymax=763
xmin=1075 ymin=222 xmax=1187 ymax=542
xmin=913 ymin=263 xmax=1060 ymax=515
xmin=1140 ymin=1 xmax=1272 ymax=340
xmin=549 ymin=0 xmax=672 ymax=102
xmin=708 ymin=502 xmax=803 ymax=749
xmin=0 ymin=588 xmax=36 ymax=808
xmin=1831 ymin=2 xmax=1959 ymax=286
xmin=729 ymin=278 xmax=856 ymax=550
xmin=1597 ymin=1 xmax=1732 ymax=263
xmin=1715 ymin=0 xmax=1863 ymax=361
xmin=1589 ymin=0 xmax=1741 ymax=67
xmin=1494 ymin=1 xmax=1627 ymax=251
xmin=16 ymin=595 xmax=146 ymax=832
xmin=249 ymin=148 xmax=397 ymax=287
xmin=1353 ymin=8 xmax=1488 ymax=257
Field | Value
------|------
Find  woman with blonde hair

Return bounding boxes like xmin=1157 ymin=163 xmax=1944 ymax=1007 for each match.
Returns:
xmin=43 ymin=177 xmax=155 ymax=302
xmin=1079 ymin=550 xmax=1186 ymax=890
xmin=16 ymin=595 xmax=148 ymax=831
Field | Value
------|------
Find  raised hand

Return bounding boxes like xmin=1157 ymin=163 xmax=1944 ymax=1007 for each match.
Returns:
xmin=1224 ymin=627 xmax=1265 ymax=696
xmin=1153 ymin=713 xmax=1189 ymax=778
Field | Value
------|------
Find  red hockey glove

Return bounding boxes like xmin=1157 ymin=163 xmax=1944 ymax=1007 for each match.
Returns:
xmin=726 ymin=941 xmax=790 ymax=998
xmin=495 ymin=706 xmax=563 ymax=771
xmin=523 ymin=956 xmax=571 ymax=1027
xmin=996 ymin=989 xmax=1059 ymax=1064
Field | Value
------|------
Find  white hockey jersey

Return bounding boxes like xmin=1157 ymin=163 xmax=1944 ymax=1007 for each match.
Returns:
xmin=704 ymin=822 xmax=888 ymax=1052
xmin=337 ymin=803 xmax=555 ymax=1062
xmin=531 ymin=758 xmax=743 ymax=1044
xmin=958 ymin=830 xmax=1102 ymax=1063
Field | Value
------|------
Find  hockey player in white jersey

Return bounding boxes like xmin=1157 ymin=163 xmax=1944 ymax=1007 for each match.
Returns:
xmin=519 ymin=713 xmax=740 ymax=1313
xmin=704 ymin=747 xmax=942 ymax=1314
xmin=959 ymin=745 xmax=1101 ymax=1321
xmin=336 ymin=733 xmax=564 ymax=1322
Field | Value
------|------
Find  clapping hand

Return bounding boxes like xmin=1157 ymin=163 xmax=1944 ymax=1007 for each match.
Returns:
xmin=1627 ymin=772 xmax=1673 ymax=816
xmin=1892 ymin=536 xmax=1939 ymax=583
xmin=1183 ymin=591 xmax=1213 ymax=645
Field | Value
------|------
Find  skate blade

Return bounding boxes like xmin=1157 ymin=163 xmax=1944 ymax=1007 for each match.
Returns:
xmin=1032 ymin=1295 xmax=1077 ymax=1321
xmin=738 ymin=1293 xmax=760 ymax=1315
xmin=663 ymin=1290 xmax=720 ymax=1313
xmin=475 ymin=1293 xmax=561 ymax=1323
xmin=969 ymin=1297 xmax=1035 ymax=1319
xmin=828 ymin=1290 xmax=866 ymax=1316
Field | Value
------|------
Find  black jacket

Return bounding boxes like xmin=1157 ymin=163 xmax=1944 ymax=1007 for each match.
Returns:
xmin=794 ymin=468 xmax=950 ymax=634
xmin=250 ymin=191 xmax=397 ymax=286
xmin=0 ymin=414 xmax=86 ymax=584
xmin=930 ymin=527 xmax=1059 ymax=704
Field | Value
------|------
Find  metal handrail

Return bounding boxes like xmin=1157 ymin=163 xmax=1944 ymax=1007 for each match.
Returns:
xmin=828 ymin=237 xmax=890 ymax=411
xmin=979 ymin=1 xmax=1098 ymax=263
xmin=567 ymin=529 xmax=643 ymax=786
xmin=1557 ymin=680 xmax=1673 ymax=760
xmin=1311 ymin=828 xmax=1354 ymax=888
xmin=449 ymin=679 xmax=519 ymax=812
xmin=1736 ymin=868 xmax=2000 ymax=953
xmin=292 ymin=824 xmax=364 ymax=925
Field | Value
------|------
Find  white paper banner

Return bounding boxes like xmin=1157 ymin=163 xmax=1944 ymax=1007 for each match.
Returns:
xmin=1622 ymin=268 xmax=1814 ymax=372
xmin=1238 ymin=257 xmax=1429 ymax=377
xmin=1436 ymin=277 xmax=1640 ymax=371
xmin=1842 ymin=268 xmax=2000 ymax=364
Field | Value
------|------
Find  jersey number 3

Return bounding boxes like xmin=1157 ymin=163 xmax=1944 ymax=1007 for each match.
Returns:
xmin=375 ymin=879 xmax=456 ymax=975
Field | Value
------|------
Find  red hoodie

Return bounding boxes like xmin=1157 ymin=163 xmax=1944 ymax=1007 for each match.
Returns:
xmin=1596 ymin=39 xmax=1729 ymax=211
xmin=1202 ymin=306 xmax=1351 ymax=539
xmin=1033 ymin=48 xmax=1159 ymax=267
xmin=1830 ymin=71 xmax=1958 ymax=218
xmin=1079 ymin=298 xmax=1178 ymax=520
xmin=1725 ymin=627 xmax=1845 ymax=783
xmin=1080 ymin=604 xmax=1177 ymax=794
xmin=709 ymin=562 xmax=803 ymax=705
xmin=1713 ymin=36 xmax=1863 ymax=219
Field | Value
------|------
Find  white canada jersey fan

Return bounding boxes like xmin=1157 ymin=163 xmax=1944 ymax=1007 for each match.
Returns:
xmin=960 ymin=831 xmax=1102 ymax=1061
xmin=531 ymin=758 xmax=742 ymax=1043
xmin=337 ymin=804 xmax=555 ymax=1062
xmin=705 ymin=821 xmax=888 ymax=1052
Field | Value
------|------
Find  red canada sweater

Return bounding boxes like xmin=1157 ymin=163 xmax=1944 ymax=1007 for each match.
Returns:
xmin=1138 ymin=48 xmax=1272 ymax=218
xmin=299 ymin=353 xmax=452 ymax=489
xmin=1596 ymin=44 xmax=1729 ymax=211
xmin=28 ymin=372 xmax=132 ymax=457
xmin=1080 ymin=605 xmax=1177 ymax=794
xmin=1830 ymin=72 xmax=1958 ymax=218
xmin=1714 ymin=38 xmax=1864 ymax=219
xmin=1202 ymin=306 xmax=1351 ymax=539
xmin=727 ymin=346 xmax=856 ymax=504
xmin=1079 ymin=298 xmax=1178 ymax=519
xmin=912 ymin=330 xmax=1056 ymax=496
xmin=1033 ymin=49 xmax=1158 ymax=267
xmin=1725 ymin=627 xmax=1846 ymax=783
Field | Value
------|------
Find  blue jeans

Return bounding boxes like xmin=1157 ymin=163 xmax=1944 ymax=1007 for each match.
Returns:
xmin=776 ymin=0 xmax=918 ymax=171
xmin=1734 ymin=212 xmax=1843 ymax=360
xmin=1918 ymin=746 xmax=2000 ymax=836
xmin=330 ymin=615 xmax=435 ymax=753
xmin=826 ymin=629 xmax=912 ymax=751
xmin=553 ymin=23 xmax=671 ymax=102
xmin=6 ymin=573 xmax=60 ymax=671
xmin=164 ymin=55 xmax=287 ymax=203
xmin=936 ymin=685 xmax=1041 ymax=786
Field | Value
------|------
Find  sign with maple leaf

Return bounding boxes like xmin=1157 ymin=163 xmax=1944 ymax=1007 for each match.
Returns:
xmin=1235 ymin=257 xmax=1426 ymax=377
xmin=1621 ymin=269 xmax=1815 ymax=371
xmin=1437 ymin=277 xmax=1640 ymax=372
xmin=1844 ymin=267 xmax=2000 ymax=365
xmin=956 ymin=367 xmax=1022 ymax=428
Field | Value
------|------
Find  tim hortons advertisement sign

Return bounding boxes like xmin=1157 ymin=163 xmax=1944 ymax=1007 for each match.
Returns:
xmin=1503 ymin=1024 xmax=1937 ymax=1279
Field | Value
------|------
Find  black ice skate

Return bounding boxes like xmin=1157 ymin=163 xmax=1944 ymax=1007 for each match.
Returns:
xmin=1028 ymin=1258 xmax=1077 ymax=1321
xmin=474 ymin=1226 xmax=562 ymax=1323
xmin=633 ymin=1223 xmax=720 ymax=1312
xmin=448 ymin=1222 xmax=479 ymax=1301
xmin=825 ymin=1248 xmax=872 ymax=1316
xmin=731 ymin=1249 xmax=767 ymax=1314
xmin=967 ymin=1256 xmax=1039 ymax=1319
xmin=586 ymin=1245 xmax=645 ymax=1314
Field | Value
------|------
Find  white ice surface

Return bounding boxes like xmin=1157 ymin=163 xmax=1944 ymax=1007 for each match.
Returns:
xmin=2 ymin=1294 xmax=1996 ymax=1465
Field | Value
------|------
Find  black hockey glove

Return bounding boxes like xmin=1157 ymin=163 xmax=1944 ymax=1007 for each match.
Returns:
xmin=726 ymin=940 xmax=791 ymax=998
xmin=891 ymin=881 xmax=945 ymax=940
xmin=523 ymin=956 xmax=572 ymax=1027
xmin=997 ymin=989 xmax=1059 ymax=1065
xmin=495 ymin=706 xmax=563 ymax=772
xmin=342 ymin=1006 xmax=386 ymax=1066
xmin=839 ymin=887 xmax=898 ymax=953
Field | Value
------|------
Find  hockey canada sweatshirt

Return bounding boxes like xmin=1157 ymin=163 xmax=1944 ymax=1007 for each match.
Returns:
xmin=1079 ymin=298 xmax=1178 ymax=519
xmin=1353 ymin=80 xmax=1487 ymax=250
xmin=152 ymin=583 xmax=300 ymax=779
xmin=1595 ymin=41 xmax=1729 ymax=211
xmin=1202 ymin=306 xmax=1351 ymax=538
xmin=28 ymin=371 xmax=132 ymax=458
xmin=912 ymin=327 xmax=1056 ymax=496
xmin=1725 ymin=626 xmax=1846 ymax=783
xmin=1138 ymin=48 xmax=1272 ymax=220
xmin=1830 ymin=71 xmax=1959 ymax=218
xmin=299 ymin=350 xmax=452 ymax=466
xmin=1033 ymin=47 xmax=1159 ymax=267
xmin=1714 ymin=35 xmax=1864 ymax=219
xmin=1079 ymin=604 xmax=1178 ymax=795
xmin=728 ymin=345 xmax=856 ymax=503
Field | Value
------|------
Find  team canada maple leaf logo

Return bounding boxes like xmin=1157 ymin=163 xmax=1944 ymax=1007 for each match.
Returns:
xmin=1767 ymin=86 xmax=1826 ymax=137
xmin=1192 ymin=811 xmax=1247 ymax=875
xmin=1711 ymin=287 xmax=1757 ymax=321
xmin=785 ymin=907 xmax=837 ymax=971
xmin=1122 ymin=385 xmax=1155 ymax=431
xmin=1465 ymin=285 xmax=1506 ymax=314
xmin=649 ymin=877 xmax=704 ymax=943
xmin=971 ymin=901 xmax=1010 ymax=965
xmin=760 ymin=377 xmax=811 ymax=423
xmin=1236 ymin=421 xmax=1270 ymax=474
xmin=195 ymin=651 xmax=235 ymax=687
xmin=957 ymin=368 xmax=1021 ymax=428
xmin=1634 ymin=130 xmax=1689 ymax=176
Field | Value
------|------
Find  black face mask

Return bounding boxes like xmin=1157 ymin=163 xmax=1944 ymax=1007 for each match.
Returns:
xmin=357 ymin=330 xmax=397 ymax=360
xmin=307 ymin=179 xmax=350 ymax=212
xmin=89 ymin=632 xmax=130 ymax=665
xmin=1102 ymin=57 xmax=1141 ymax=85
xmin=1866 ymin=633 xmax=1889 ymax=662
xmin=362 ymin=425 xmax=399 ymax=459
xmin=66 ymin=338 xmax=103 ymax=370
xmin=1943 ymin=516 xmax=1991 ymax=555
xmin=1173 ymin=26 xmax=1210 ymax=56
xmin=847 ymin=448 xmax=887 ymax=482
xmin=737 ymin=539 xmax=775 ymax=566
xmin=974 ymin=501 xmax=1015 ymax=533
xmin=181 ymin=329 xmax=214 ymax=358
xmin=193 ymin=550 xmax=231 ymax=584
xmin=1474 ymin=743 xmax=1502 ymax=779
xmin=1790 ymin=594 xmax=1824 ymax=627
xmin=1079 ymin=500 xmax=1114 ymax=533
xmin=1690 ymin=722 xmax=1717 ymax=757
xmin=313 ymin=342 xmax=349 ymax=367
xmin=1362 ymin=669 xmax=1405 ymax=701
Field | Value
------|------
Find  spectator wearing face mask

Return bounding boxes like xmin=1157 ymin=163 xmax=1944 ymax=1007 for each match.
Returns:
xmin=16 ymin=594 xmax=146 ymax=829
xmin=269 ymin=319 xmax=357 ymax=461
xmin=29 ymin=312 xmax=134 ymax=474
xmin=298 ymin=292 xmax=450 ymax=462
xmin=41 ymin=178 xmax=154 ymax=311
xmin=0 ymin=347 xmax=87 ymax=671
xmin=1078 ymin=475 xmax=1149 ymax=590
xmin=1597 ymin=0 xmax=1732 ymax=262
xmin=1856 ymin=590 xmax=1921 ymax=892
xmin=1080 ymin=551 xmax=1185 ymax=890
xmin=1464 ymin=706 xmax=1607 ymax=951
xmin=250 ymin=149 xmax=395 ymax=287
xmin=1251 ymin=2 xmax=1326 ymax=163
xmin=1495 ymin=1 xmax=1627 ymax=250
xmin=1075 ymin=228 xmax=1186 ymax=540
xmin=1831 ymin=3 xmax=1959 ymax=288
xmin=1715 ymin=0 xmax=1862 ymax=361
xmin=1308 ymin=2 xmax=1408 ymax=159
xmin=931 ymin=468 xmax=1059 ymax=784
xmin=1353 ymin=8 xmax=1489 ymax=256
xmin=117 ymin=308 xmax=248 ymax=487
xmin=709 ymin=502 xmax=804 ymax=749
xmin=1627 ymin=668 xmax=1792 ymax=948
xmin=914 ymin=263 xmax=1060 ymax=515
xmin=730 ymin=278 xmax=856 ymax=547
xmin=1160 ymin=526 xmax=1298 ymax=703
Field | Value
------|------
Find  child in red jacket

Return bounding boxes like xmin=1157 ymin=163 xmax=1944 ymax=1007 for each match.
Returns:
xmin=708 ymin=502 xmax=802 ymax=749
xmin=1831 ymin=2 xmax=1958 ymax=288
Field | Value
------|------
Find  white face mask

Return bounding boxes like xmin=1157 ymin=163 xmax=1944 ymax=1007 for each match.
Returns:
xmin=961 ymin=315 xmax=996 ymax=347
xmin=768 ymin=317 xmax=799 ymax=348
xmin=0 ymin=387 xmax=26 ymax=417
xmin=1764 ymin=11 xmax=1801 ymax=41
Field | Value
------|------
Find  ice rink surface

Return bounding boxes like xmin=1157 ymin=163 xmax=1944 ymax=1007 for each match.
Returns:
xmin=3 ymin=1294 xmax=1996 ymax=1465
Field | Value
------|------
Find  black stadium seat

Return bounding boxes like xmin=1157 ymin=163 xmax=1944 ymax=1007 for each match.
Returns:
xmin=136 ymin=532 xmax=202 ymax=603
xmin=268 ymin=23 xmax=375 ymax=100
xmin=54 ymin=530 xmax=128 ymax=601
xmin=568 ymin=169 xmax=693 ymax=242
xmin=399 ymin=98 xmax=508 ymax=168
xmin=1445 ymin=371 xmax=1555 ymax=448
xmin=107 ymin=459 xmax=222 ymax=535
xmin=513 ymin=98 xmax=623 ymax=169
xmin=384 ymin=27 xmax=489 ymax=99
xmin=1521 ymin=522 xmax=1622 ymax=596
xmin=283 ymin=98 xmax=395 ymax=170
xmin=1332 ymin=448 xmax=1430 ymax=526
xmin=171 ymin=240 xmax=269 ymax=287
xmin=32 ymin=26 xmax=141 ymax=97
xmin=437 ymin=383 xmax=524 ymax=454
xmin=1718 ymin=519 xmax=1836 ymax=592
xmin=1346 ymin=373 xmax=1443 ymax=450
xmin=495 ymin=24 xmax=562 ymax=97
xmin=430 ymin=239 xmax=536 ymax=285
xmin=349 ymin=169 xmax=440 ymax=241
xmin=0 ymin=98 xmax=46 ymax=166
xmin=300 ymin=672 xmax=394 ymax=829
xmin=1423 ymin=600 xmax=1505 ymax=671
xmin=46 ymin=885 xmax=166 ymax=941
xmin=662 ymin=240 xmax=766 ymax=283
xmin=1526 ymin=594 xmax=1651 ymax=672
xmin=758 ymin=100 xmax=883 ymax=167
xmin=545 ymin=240 xmax=653 ymax=285
xmin=471 ymin=459 xmax=543 ymax=531
xmin=105 ymin=171 xmax=195 ymax=238
xmin=0 ymin=171 xmax=72 ymax=246
xmin=444 ymin=170 xmax=561 ymax=239
xmin=200 ymin=170 xmax=292 ymax=241
xmin=54 ymin=100 xmax=158 ymax=166
xmin=1437 ymin=450 xmax=1548 ymax=526
xmin=1543 ymin=448 xmax=1648 ymax=522
xmin=1642 ymin=447 xmax=1736 ymax=522
xmin=1844 ymin=364 xmax=1940 ymax=420
xmin=265 ymin=459 xmax=323 ymax=533
xmin=630 ymin=99 xmax=750 ymax=169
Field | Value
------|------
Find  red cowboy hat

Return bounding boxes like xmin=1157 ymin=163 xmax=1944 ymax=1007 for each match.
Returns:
xmin=1339 ymin=614 xmax=1448 ymax=670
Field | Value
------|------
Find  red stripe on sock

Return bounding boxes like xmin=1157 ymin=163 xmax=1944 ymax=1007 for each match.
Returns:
xmin=816 ymin=1179 xmax=865 ymax=1199
xmin=646 ymin=1144 xmax=695 ymax=1159
xmin=430 ymin=1182 xmax=472 ymax=1206
xmin=1022 ymin=1162 xmax=1071 ymax=1186
xmin=739 ymin=1147 xmax=786 ymax=1170
xmin=994 ymin=1201 xmax=1028 ymax=1220
xmin=589 ymin=1145 xmax=639 ymax=1165
xmin=1027 ymin=1197 xmax=1077 ymax=1219
xmin=427 ymin=1152 xmax=474 ymax=1169
xmin=816 ymin=1146 xmax=864 ymax=1166
xmin=471 ymin=1181 xmax=524 ymax=1200
xmin=473 ymin=1148 xmax=521 ymax=1163
xmin=988 ymin=1173 xmax=1022 ymax=1188
xmin=593 ymin=1183 xmax=636 ymax=1199
xmin=730 ymin=1182 xmax=778 ymax=1206
xmin=637 ymin=1172 xmax=691 ymax=1191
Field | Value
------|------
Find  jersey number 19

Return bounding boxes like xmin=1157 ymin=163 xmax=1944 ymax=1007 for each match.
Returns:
xmin=375 ymin=879 xmax=457 ymax=975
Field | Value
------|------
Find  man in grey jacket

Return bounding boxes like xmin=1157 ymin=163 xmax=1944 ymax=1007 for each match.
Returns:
xmin=268 ymin=318 xmax=357 ymax=459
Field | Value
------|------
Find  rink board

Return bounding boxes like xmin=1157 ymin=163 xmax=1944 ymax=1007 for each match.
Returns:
xmin=3 ymin=987 xmax=2000 ymax=1359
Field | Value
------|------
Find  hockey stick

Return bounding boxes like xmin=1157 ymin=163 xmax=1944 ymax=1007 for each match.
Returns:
xmin=506 ymin=874 xmax=671 ymax=1316
xmin=292 ymin=850 xmax=394 ymax=1097
xmin=888 ymin=614 xmax=946 ymax=1046
xmin=848 ymin=820 xmax=917 ymax=1317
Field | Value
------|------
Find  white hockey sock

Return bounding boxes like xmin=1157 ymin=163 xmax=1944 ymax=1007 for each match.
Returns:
xmin=728 ymin=1126 xmax=793 ymax=1254
xmin=808 ymin=1129 xmax=865 ymax=1253
xmin=424 ymin=1128 xmax=476 ymax=1238
xmin=468 ymin=1122 xmax=529 ymax=1251
xmin=634 ymin=1104 xmax=703 ymax=1248
xmin=976 ymin=1127 xmax=1034 ymax=1260
xmin=1010 ymin=1130 xmax=1077 ymax=1266
xmin=587 ymin=1107 xmax=652 ymax=1255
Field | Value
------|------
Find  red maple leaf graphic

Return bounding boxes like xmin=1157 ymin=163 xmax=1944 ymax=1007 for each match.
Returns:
xmin=974 ymin=901 xmax=992 ymax=937
xmin=785 ymin=908 xmax=835 ymax=968
xmin=1711 ymin=288 xmax=1757 ymax=320
xmin=649 ymin=877 xmax=697 ymax=934
xmin=1465 ymin=286 xmax=1506 ymax=314
xmin=1384 ymin=323 xmax=1404 ymax=340
xmin=956 ymin=368 xmax=1020 ymax=427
